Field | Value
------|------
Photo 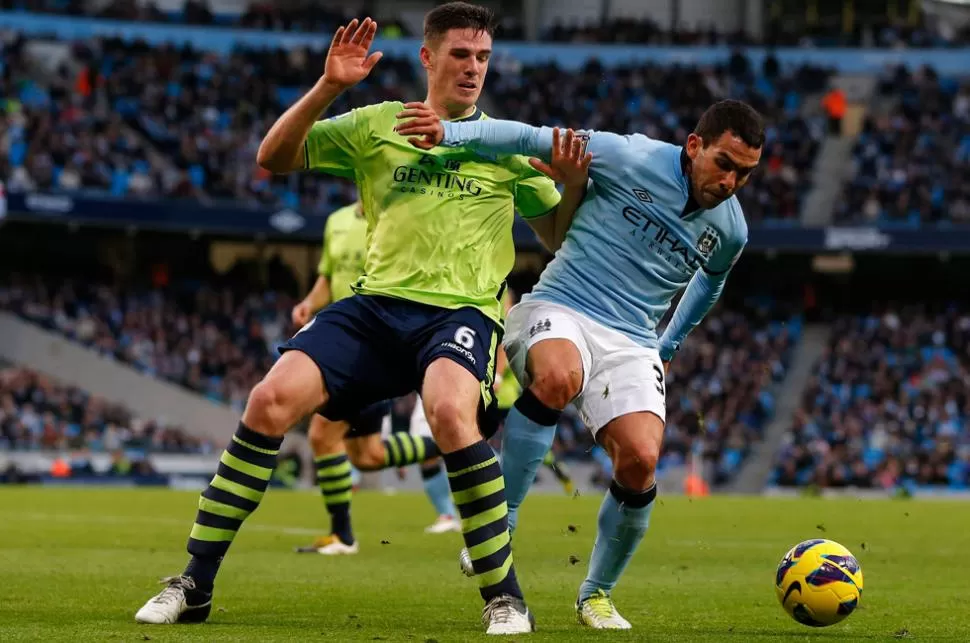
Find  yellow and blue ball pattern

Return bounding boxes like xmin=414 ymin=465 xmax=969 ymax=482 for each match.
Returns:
xmin=775 ymin=538 xmax=864 ymax=627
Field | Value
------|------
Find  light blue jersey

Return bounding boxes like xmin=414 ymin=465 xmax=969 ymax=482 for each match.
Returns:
xmin=441 ymin=120 xmax=748 ymax=360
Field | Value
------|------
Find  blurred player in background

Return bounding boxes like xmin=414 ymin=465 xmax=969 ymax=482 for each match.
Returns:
xmin=398 ymin=99 xmax=764 ymax=629
xmin=135 ymin=3 xmax=586 ymax=634
xmin=290 ymin=200 xmax=460 ymax=557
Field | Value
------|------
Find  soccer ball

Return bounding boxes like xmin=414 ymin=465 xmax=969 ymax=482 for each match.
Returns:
xmin=775 ymin=538 xmax=863 ymax=627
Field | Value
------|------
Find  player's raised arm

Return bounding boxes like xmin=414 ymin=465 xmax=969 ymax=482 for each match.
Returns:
xmin=257 ymin=18 xmax=383 ymax=174
xmin=658 ymin=234 xmax=747 ymax=368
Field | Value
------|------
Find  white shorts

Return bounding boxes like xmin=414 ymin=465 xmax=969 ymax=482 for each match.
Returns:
xmin=504 ymin=299 xmax=666 ymax=436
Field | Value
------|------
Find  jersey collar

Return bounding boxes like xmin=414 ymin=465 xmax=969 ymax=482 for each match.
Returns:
xmin=678 ymin=146 xmax=702 ymax=218
xmin=451 ymin=107 xmax=485 ymax=122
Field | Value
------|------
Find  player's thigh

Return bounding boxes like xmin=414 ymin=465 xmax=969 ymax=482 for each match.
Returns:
xmin=598 ymin=411 xmax=664 ymax=491
xmin=504 ymin=300 xmax=591 ymax=405
xmin=279 ymin=295 xmax=406 ymax=422
xmin=308 ymin=414 xmax=349 ymax=455
xmin=243 ymin=350 xmax=328 ymax=434
xmin=577 ymin=347 xmax=667 ymax=447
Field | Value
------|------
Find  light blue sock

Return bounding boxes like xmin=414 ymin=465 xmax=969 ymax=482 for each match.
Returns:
xmin=421 ymin=464 xmax=456 ymax=517
xmin=501 ymin=402 xmax=559 ymax=533
xmin=578 ymin=481 xmax=657 ymax=602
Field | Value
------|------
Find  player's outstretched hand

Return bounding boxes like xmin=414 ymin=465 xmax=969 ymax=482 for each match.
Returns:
xmin=292 ymin=301 xmax=313 ymax=327
xmin=322 ymin=17 xmax=383 ymax=90
xmin=529 ymin=127 xmax=592 ymax=188
xmin=394 ymin=102 xmax=444 ymax=149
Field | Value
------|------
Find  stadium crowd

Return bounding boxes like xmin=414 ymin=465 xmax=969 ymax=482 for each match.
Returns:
xmin=489 ymin=56 xmax=831 ymax=221
xmin=0 ymin=364 xmax=210 ymax=454
xmin=0 ymin=273 xmax=294 ymax=413
xmin=772 ymin=306 xmax=970 ymax=490
xmin=838 ymin=66 xmax=970 ymax=226
xmin=12 ymin=0 xmax=970 ymax=47
xmin=2 ymin=29 xmax=831 ymax=223
xmin=2 ymin=268 xmax=797 ymax=485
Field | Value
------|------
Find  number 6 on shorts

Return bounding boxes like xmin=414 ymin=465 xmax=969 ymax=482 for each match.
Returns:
xmin=454 ymin=325 xmax=476 ymax=349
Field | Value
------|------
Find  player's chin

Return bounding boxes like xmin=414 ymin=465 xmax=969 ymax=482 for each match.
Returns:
xmin=452 ymin=87 xmax=481 ymax=105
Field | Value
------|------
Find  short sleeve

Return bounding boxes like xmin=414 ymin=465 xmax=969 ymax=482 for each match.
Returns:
xmin=304 ymin=104 xmax=379 ymax=178
xmin=514 ymin=172 xmax=561 ymax=220
xmin=317 ymin=221 xmax=334 ymax=277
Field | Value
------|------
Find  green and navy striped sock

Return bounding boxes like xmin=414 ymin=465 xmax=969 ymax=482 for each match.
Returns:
xmin=444 ymin=440 xmax=521 ymax=601
xmin=185 ymin=423 xmax=281 ymax=589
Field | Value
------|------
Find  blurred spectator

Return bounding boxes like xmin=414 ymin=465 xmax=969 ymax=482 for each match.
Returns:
xmin=821 ymin=86 xmax=846 ymax=136
xmin=772 ymin=305 xmax=970 ymax=490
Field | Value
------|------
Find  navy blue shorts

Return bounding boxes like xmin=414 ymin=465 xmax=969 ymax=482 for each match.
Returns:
xmin=282 ymin=295 xmax=500 ymax=423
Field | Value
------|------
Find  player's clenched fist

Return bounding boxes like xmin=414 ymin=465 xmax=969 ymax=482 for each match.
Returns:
xmin=529 ymin=127 xmax=592 ymax=188
xmin=394 ymin=102 xmax=444 ymax=149
xmin=321 ymin=18 xmax=384 ymax=90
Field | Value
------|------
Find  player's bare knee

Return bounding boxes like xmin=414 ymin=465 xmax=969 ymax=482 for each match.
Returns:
xmin=613 ymin=442 xmax=660 ymax=491
xmin=243 ymin=381 xmax=297 ymax=437
xmin=426 ymin=397 xmax=473 ymax=444
xmin=529 ymin=365 xmax=581 ymax=410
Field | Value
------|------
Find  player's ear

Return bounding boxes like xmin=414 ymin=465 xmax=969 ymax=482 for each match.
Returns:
xmin=686 ymin=132 xmax=702 ymax=159
xmin=419 ymin=44 xmax=433 ymax=70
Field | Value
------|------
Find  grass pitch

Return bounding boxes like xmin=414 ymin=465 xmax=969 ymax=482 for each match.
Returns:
xmin=0 ymin=487 xmax=967 ymax=642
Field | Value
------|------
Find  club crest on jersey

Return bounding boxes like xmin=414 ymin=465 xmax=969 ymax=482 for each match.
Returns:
xmin=529 ymin=318 xmax=552 ymax=337
xmin=696 ymin=226 xmax=720 ymax=258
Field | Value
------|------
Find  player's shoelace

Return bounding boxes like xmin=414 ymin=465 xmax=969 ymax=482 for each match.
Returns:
xmin=482 ymin=595 xmax=520 ymax=625
xmin=584 ymin=590 xmax=618 ymax=620
xmin=151 ymin=576 xmax=195 ymax=605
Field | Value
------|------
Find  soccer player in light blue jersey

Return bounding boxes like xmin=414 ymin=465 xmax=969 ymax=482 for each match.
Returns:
xmin=396 ymin=100 xmax=764 ymax=629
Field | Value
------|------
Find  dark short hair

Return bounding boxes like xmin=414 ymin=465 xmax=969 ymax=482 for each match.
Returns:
xmin=423 ymin=2 xmax=497 ymax=45
xmin=694 ymin=100 xmax=765 ymax=149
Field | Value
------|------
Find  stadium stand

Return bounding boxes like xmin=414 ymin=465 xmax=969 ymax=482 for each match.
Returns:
xmin=837 ymin=66 xmax=970 ymax=226
xmin=488 ymin=56 xmax=831 ymax=222
xmin=772 ymin=305 xmax=970 ymax=490
xmin=2 ymin=266 xmax=799 ymax=485
xmin=0 ymin=364 xmax=210 ymax=454
xmin=0 ymin=273 xmax=295 ymax=412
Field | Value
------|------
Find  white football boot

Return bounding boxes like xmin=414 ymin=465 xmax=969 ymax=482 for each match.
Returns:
xmin=135 ymin=575 xmax=212 ymax=624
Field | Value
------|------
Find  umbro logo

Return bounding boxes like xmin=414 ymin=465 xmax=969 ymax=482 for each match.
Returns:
xmin=632 ymin=188 xmax=653 ymax=203
xmin=528 ymin=318 xmax=552 ymax=337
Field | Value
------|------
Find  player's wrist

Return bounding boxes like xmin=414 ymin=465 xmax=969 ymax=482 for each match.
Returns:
xmin=315 ymin=76 xmax=350 ymax=97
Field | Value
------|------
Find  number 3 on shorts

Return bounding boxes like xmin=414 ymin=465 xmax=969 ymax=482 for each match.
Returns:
xmin=454 ymin=326 xmax=476 ymax=349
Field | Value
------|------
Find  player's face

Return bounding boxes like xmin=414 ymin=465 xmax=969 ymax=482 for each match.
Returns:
xmin=685 ymin=131 xmax=762 ymax=209
xmin=421 ymin=28 xmax=492 ymax=112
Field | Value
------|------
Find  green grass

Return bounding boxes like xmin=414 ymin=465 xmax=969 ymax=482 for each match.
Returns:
xmin=0 ymin=487 xmax=967 ymax=642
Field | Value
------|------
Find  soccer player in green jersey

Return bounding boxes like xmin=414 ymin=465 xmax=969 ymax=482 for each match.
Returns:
xmin=135 ymin=3 xmax=586 ymax=634
xmin=291 ymin=200 xmax=461 ymax=556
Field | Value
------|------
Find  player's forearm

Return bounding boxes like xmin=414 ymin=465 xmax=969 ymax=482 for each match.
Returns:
xmin=441 ymin=119 xmax=553 ymax=158
xmin=658 ymin=270 xmax=729 ymax=361
xmin=257 ymin=79 xmax=344 ymax=174
xmin=553 ymin=182 xmax=588 ymax=249
xmin=305 ymin=276 xmax=332 ymax=313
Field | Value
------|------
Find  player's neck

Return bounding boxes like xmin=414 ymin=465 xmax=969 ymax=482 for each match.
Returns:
xmin=426 ymin=95 xmax=476 ymax=121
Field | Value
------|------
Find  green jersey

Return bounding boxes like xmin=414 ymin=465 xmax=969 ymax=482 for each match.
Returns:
xmin=304 ymin=101 xmax=561 ymax=325
xmin=318 ymin=202 xmax=367 ymax=303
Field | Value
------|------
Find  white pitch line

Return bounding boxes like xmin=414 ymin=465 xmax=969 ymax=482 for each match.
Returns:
xmin=4 ymin=511 xmax=321 ymax=536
